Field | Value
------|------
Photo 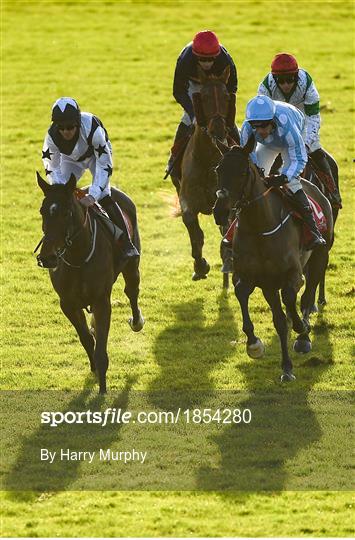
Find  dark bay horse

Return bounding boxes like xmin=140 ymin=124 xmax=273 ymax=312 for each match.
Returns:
xmin=179 ymin=65 xmax=236 ymax=280
xmin=36 ymin=172 xmax=144 ymax=393
xmin=214 ymin=143 xmax=333 ymax=381
xmin=271 ymin=149 xmax=341 ymax=308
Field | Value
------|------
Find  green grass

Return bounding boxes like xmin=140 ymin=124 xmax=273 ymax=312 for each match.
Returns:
xmin=1 ymin=0 xmax=354 ymax=537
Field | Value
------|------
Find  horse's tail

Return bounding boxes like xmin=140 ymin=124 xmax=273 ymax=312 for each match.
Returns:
xmin=171 ymin=193 xmax=181 ymax=217
xmin=159 ymin=190 xmax=181 ymax=217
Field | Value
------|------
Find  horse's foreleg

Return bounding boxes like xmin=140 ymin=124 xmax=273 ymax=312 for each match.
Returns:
xmin=182 ymin=209 xmax=210 ymax=280
xmin=122 ymin=259 xmax=144 ymax=332
xmin=262 ymin=287 xmax=295 ymax=381
xmin=60 ymin=301 xmax=95 ymax=372
xmin=234 ymin=278 xmax=264 ymax=358
xmin=91 ymin=295 xmax=111 ymax=394
xmin=281 ymin=286 xmax=307 ymax=335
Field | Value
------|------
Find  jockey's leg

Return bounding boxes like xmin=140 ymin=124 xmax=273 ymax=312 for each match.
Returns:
xmin=291 ymin=188 xmax=326 ymax=250
xmin=166 ymin=120 xmax=191 ymax=193
xmin=254 ymin=144 xmax=280 ymax=176
xmin=308 ymin=148 xmax=342 ymax=207
xmin=100 ymin=195 xmax=140 ymax=261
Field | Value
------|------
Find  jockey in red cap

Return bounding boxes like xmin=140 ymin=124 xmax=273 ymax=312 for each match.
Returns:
xmin=257 ymin=53 xmax=341 ymax=208
xmin=165 ymin=30 xmax=239 ymax=194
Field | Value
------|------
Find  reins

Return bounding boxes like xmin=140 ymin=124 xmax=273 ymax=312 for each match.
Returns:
xmin=35 ymin=203 xmax=98 ymax=268
xmin=231 ymin=162 xmax=292 ymax=237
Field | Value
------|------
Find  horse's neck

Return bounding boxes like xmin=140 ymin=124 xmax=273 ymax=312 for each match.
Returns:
xmin=69 ymin=200 xmax=92 ymax=259
xmin=244 ymin=167 xmax=282 ymax=229
xmin=193 ymin=126 xmax=221 ymax=163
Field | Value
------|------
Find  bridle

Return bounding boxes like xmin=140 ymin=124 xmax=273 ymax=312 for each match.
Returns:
xmin=218 ymin=153 xmax=292 ymax=237
xmin=35 ymin=202 xmax=97 ymax=269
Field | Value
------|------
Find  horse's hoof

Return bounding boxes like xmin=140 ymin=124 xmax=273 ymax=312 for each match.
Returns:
xmin=193 ymin=259 xmax=210 ymax=281
xmin=281 ymin=372 xmax=296 ymax=382
xmin=318 ymin=299 xmax=327 ymax=308
xmin=310 ymin=304 xmax=318 ymax=314
xmin=129 ymin=311 xmax=145 ymax=332
xmin=247 ymin=338 xmax=265 ymax=359
xmin=192 ymin=272 xmax=208 ymax=281
xmin=293 ymin=338 xmax=312 ymax=354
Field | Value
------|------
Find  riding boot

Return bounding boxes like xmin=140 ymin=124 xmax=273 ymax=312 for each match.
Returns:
xmin=165 ymin=121 xmax=191 ymax=192
xmin=100 ymin=196 xmax=140 ymax=261
xmin=291 ymin=189 xmax=326 ymax=250
xmin=309 ymin=148 xmax=342 ymax=208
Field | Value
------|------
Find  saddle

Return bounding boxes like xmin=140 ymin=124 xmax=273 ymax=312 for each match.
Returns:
xmin=74 ymin=189 xmax=134 ymax=243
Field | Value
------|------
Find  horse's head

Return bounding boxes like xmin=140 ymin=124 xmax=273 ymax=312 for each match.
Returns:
xmin=216 ymin=142 xmax=253 ymax=205
xmin=192 ymin=65 xmax=235 ymax=142
xmin=213 ymin=137 xmax=257 ymax=225
xmin=36 ymin=172 xmax=79 ymax=268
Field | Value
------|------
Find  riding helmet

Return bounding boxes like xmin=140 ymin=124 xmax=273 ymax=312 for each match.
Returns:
xmin=246 ymin=95 xmax=276 ymax=121
xmin=271 ymin=53 xmax=299 ymax=74
xmin=192 ymin=30 xmax=221 ymax=57
xmin=51 ymin=97 xmax=81 ymax=126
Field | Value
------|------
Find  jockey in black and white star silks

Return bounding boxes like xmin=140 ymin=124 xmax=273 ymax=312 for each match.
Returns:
xmin=42 ymin=97 xmax=113 ymax=202
xmin=41 ymin=97 xmax=140 ymax=262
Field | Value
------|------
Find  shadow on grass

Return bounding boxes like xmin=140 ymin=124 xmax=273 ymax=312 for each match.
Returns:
xmin=4 ymin=375 xmax=136 ymax=500
xmin=196 ymin=306 xmax=342 ymax=493
xmin=148 ymin=292 xmax=238 ymax=409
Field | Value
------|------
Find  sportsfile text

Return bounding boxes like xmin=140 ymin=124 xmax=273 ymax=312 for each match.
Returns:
xmin=41 ymin=407 xmax=252 ymax=427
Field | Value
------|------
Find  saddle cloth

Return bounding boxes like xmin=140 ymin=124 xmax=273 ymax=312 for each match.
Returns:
xmin=74 ymin=189 xmax=133 ymax=242
xmin=223 ymin=195 xmax=327 ymax=245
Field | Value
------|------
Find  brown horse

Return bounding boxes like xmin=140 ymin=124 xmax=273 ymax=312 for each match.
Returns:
xmin=179 ymin=65 xmax=236 ymax=280
xmin=270 ymin=149 xmax=341 ymax=308
xmin=214 ymin=143 xmax=333 ymax=381
xmin=36 ymin=172 xmax=144 ymax=393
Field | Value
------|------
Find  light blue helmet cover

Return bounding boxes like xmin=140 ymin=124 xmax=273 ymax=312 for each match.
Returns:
xmin=246 ymin=95 xmax=276 ymax=121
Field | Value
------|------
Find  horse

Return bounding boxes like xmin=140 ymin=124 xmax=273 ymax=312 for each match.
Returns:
xmin=213 ymin=141 xmax=333 ymax=381
xmin=179 ymin=65 xmax=237 ymax=281
xmin=270 ymin=149 xmax=341 ymax=308
xmin=35 ymin=172 xmax=144 ymax=394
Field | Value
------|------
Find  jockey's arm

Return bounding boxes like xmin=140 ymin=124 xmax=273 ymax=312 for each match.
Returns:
xmin=281 ymin=129 xmax=308 ymax=181
xmin=173 ymin=58 xmax=194 ymax=121
xmin=257 ymin=75 xmax=272 ymax=97
xmin=89 ymin=126 xmax=113 ymax=201
xmin=42 ymin=133 xmax=66 ymax=184
xmin=304 ymin=77 xmax=321 ymax=150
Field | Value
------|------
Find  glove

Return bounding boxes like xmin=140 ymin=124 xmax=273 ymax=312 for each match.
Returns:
xmin=213 ymin=198 xmax=229 ymax=226
xmin=265 ymin=173 xmax=288 ymax=188
xmin=79 ymin=194 xmax=96 ymax=208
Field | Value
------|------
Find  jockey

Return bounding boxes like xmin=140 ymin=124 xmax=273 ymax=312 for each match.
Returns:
xmin=258 ymin=53 xmax=341 ymax=207
xmin=42 ymin=97 xmax=139 ymax=262
xmin=166 ymin=30 xmax=239 ymax=192
xmin=240 ymin=95 xmax=326 ymax=249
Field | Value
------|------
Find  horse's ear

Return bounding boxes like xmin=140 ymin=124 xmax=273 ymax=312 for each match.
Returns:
xmin=37 ymin=171 xmax=49 ymax=194
xmin=66 ymin=173 xmax=77 ymax=193
xmin=242 ymin=134 xmax=256 ymax=156
xmin=197 ymin=64 xmax=208 ymax=84
xmin=221 ymin=65 xmax=230 ymax=84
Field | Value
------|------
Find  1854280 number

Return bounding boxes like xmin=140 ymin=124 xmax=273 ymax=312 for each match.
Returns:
xmin=182 ymin=408 xmax=251 ymax=424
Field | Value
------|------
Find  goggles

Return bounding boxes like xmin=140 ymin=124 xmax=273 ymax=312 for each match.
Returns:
xmin=57 ymin=124 xmax=77 ymax=131
xmin=249 ymin=120 xmax=273 ymax=129
xmin=197 ymin=56 xmax=216 ymax=63
xmin=276 ymin=75 xmax=297 ymax=84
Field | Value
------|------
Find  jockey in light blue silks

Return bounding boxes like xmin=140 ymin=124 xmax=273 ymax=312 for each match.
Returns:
xmin=240 ymin=95 xmax=326 ymax=249
xmin=257 ymin=53 xmax=341 ymax=208
xmin=42 ymin=97 xmax=139 ymax=262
